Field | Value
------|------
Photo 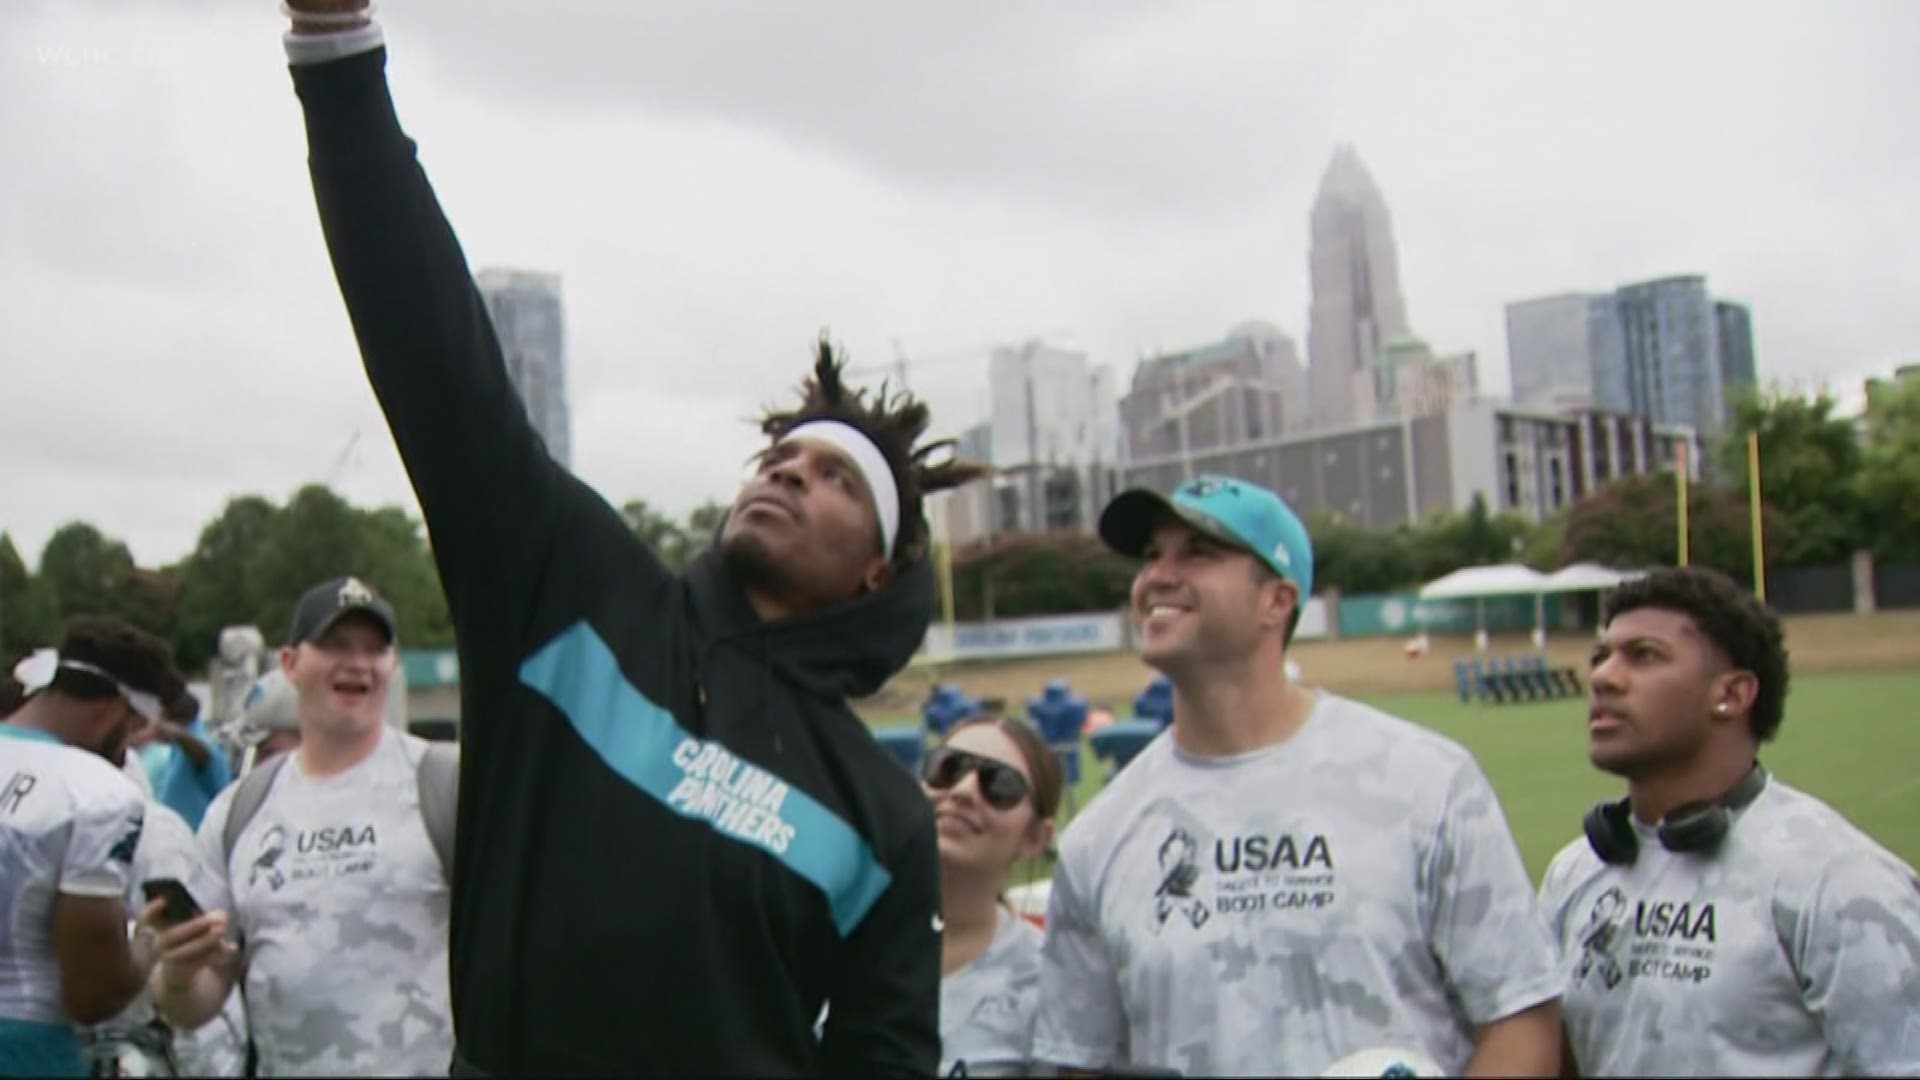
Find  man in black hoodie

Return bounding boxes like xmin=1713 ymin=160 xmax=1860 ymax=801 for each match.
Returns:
xmin=275 ymin=6 xmax=984 ymax=1076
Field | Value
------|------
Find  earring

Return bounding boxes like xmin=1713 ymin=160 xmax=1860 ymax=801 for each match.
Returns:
xmin=1715 ymin=702 xmax=1729 ymax=716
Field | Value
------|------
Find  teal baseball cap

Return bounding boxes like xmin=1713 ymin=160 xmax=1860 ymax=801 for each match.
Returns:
xmin=1098 ymin=474 xmax=1315 ymax=599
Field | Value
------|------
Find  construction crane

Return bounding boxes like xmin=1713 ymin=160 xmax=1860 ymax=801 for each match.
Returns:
xmin=324 ymin=429 xmax=362 ymax=487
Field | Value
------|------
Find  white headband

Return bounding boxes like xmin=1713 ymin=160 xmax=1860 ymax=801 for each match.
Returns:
xmin=12 ymin=648 xmax=162 ymax=724
xmin=779 ymin=420 xmax=900 ymax=555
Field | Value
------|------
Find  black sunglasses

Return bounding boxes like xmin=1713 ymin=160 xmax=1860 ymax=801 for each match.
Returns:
xmin=922 ymin=747 xmax=1032 ymax=811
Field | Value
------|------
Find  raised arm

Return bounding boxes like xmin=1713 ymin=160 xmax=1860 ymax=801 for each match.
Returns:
xmin=282 ymin=6 xmax=581 ymax=644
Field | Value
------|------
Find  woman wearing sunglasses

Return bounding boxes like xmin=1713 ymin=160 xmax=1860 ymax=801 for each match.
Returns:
xmin=922 ymin=716 xmax=1063 ymax=1078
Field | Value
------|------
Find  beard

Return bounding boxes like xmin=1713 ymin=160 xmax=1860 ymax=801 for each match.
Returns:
xmin=722 ymin=528 xmax=800 ymax=604
xmin=91 ymin=721 xmax=132 ymax=769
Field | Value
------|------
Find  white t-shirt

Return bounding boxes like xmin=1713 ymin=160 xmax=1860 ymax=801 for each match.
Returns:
xmin=1032 ymin=694 xmax=1561 ymax=1077
xmin=0 ymin=726 xmax=146 ymax=1025
xmin=196 ymin=727 xmax=453 ymax=1078
xmin=1540 ymin=774 xmax=1920 ymax=1077
xmin=70 ymin=799 xmax=250 ymax=1076
xmin=74 ymin=799 xmax=241 ymax=1073
xmin=121 ymin=751 xmax=155 ymax=800
xmin=940 ymin=907 xmax=1043 ymax=1078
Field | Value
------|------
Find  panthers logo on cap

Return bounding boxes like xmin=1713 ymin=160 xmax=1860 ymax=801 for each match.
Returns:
xmin=1183 ymin=478 xmax=1240 ymax=498
xmin=337 ymin=577 xmax=376 ymax=606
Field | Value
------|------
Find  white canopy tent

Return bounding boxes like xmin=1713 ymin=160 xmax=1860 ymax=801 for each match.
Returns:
xmin=1418 ymin=564 xmax=1550 ymax=601
xmin=1543 ymin=563 xmax=1646 ymax=593
xmin=1417 ymin=563 xmax=1645 ymax=649
xmin=1417 ymin=564 xmax=1548 ymax=649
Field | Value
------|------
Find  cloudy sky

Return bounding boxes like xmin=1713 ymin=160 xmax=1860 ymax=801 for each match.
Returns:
xmin=4 ymin=0 xmax=1916 ymax=568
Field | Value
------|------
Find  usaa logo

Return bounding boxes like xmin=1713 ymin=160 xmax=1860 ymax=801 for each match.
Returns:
xmin=1633 ymin=899 xmax=1718 ymax=943
xmin=296 ymin=824 xmax=378 ymax=853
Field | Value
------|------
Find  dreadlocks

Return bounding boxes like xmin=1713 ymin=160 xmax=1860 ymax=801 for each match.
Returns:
xmin=757 ymin=335 xmax=989 ymax=564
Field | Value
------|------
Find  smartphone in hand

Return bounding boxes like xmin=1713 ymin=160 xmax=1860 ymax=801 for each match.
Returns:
xmin=141 ymin=878 xmax=203 ymax=928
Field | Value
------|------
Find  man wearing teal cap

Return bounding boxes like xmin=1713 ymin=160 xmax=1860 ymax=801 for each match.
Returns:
xmin=1032 ymin=475 xmax=1562 ymax=1078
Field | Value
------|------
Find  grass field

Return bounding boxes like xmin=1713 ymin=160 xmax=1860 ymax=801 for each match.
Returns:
xmin=891 ymin=669 xmax=1920 ymax=883
xmin=1344 ymin=671 xmax=1920 ymax=878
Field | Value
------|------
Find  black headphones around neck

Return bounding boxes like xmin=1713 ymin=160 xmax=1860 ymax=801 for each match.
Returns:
xmin=1582 ymin=763 xmax=1769 ymax=866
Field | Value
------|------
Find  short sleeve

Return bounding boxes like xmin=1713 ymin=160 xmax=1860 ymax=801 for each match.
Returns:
xmin=1030 ymin=841 xmax=1126 ymax=1070
xmin=132 ymin=802 xmax=216 ymax=910
xmin=61 ymin=781 xmax=145 ymax=899
xmin=1788 ymin=850 xmax=1920 ymax=1074
xmin=1536 ymin=840 xmax=1591 ymax=956
xmin=1421 ymin=759 xmax=1563 ymax=1023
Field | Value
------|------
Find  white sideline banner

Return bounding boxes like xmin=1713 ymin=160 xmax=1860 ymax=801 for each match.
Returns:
xmin=919 ymin=598 xmax=1327 ymax=662
xmin=921 ymin=613 xmax=1125 ymax=663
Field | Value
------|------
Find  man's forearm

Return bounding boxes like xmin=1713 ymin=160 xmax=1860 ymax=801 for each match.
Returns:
xmin=1465 ymin=1000 xmax=1562 ymax=1078
xmin=151 ymin=963 xmax=235 ymax=1030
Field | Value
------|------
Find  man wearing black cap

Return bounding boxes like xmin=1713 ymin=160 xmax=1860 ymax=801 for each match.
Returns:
xmin=150 ymin=577 xmax=458 ymax=1078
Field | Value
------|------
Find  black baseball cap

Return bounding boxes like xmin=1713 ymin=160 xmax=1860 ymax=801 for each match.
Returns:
xmin=287 ymin=576 xmax=397 ymax=646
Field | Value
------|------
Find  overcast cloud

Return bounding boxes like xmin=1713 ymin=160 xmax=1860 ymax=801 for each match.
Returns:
xmin=3 ymin=0 xmax=1916 ymax=567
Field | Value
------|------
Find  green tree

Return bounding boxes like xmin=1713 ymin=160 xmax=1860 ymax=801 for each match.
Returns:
xmin=1716 ymin=388 xmax=1863 ymax=567
xmin=37 ymin=522 xmax=137 ymax=624
xmin=244 ymin=485 xmax=365 ymax=641
xmin=1857 ymin=377 xmax=1920 ymax=561
xmin=621 ymin=497 xmax=732 ymax=573
xmin=118 ymin=567 xmax=183 ymax=646
xmin=240 ymin=485 xmax=453 ymax=647
xmin=950 ymin=533 xmax=1134 ymax=620
xmin=358 ymin=507 xmax=455 ymax=648
xmin=678 ymin=500 xmax=730 ymax=569
xmin=1307 ymin=513 xmax=1421 ymax=596
xmin=1 ymin=533 xmax=60 ymax=660
xmin=1409 ymin=495 xmax=1536 ymax=581
xmin=621 ymin=499 xmax=686 ymax=564
xmin=1521 ymin=512 xmax=1568 ymax=572
xmin=1561 ymin=472 xmax=1781 ymax=582
xmin=172 ymin=495 xmax=279 ymax=670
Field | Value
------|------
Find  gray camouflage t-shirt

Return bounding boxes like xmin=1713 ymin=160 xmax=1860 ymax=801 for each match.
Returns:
xmin=1540 ymin=775 xmax=1920 ymax=1077
xmin=941 ymin=906 xmax=1043 ymax=1078
xmin=1032 ymin=694 xmax=1559 ymax=1077
xmin=196 ymin=728 xmax=453 ymax=1077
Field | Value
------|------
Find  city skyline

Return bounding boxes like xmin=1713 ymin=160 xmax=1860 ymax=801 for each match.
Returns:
xmin=1307 ymin=144 xmax=1412 ymax=430
xmin=4 ymin=1 xmax=1916 ymax=565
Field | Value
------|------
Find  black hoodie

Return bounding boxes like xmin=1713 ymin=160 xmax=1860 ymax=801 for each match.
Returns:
xmin=290 ymin=47 xmax=940 ymax=1078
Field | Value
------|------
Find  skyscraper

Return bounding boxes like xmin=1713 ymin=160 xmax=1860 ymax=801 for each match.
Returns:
xmin=1508 ymin=280 xmax=1754 ymax=443
xmin=1306 ymin=145 xmax=1410 ymax=430
xmin=986 ymin=339 xmax=1121 ymax=534
xmin=1118 ymin=321 xmax=1306 ymax=468
xmin=476 ymin=268 xmax=571 ymax=469
xmin=1505 ymin=293 xmax=1631 ymax=413
xmin=1367 ymin=336 xmax=1479 ymax=421
xmin=1615 ymin=275 xmax=1726 ymax=440
xmin=1715 ymin=301 xmax=1757 ymax=404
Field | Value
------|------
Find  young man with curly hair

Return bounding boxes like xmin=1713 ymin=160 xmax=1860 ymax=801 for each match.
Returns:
xmin=1541 ymin=566 xmax=1920 ymax=1076
xmin=1 ymin=616 xmax=186 ymax=1077
xmin=271 ymin=5 xmax=984 ymax=1074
